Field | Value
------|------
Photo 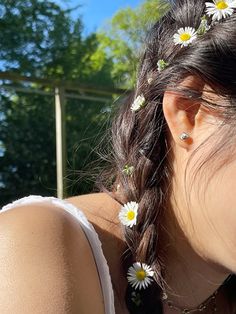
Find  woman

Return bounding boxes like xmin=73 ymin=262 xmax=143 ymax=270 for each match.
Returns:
xmin=1 ymin=0 xmax=236 ymax=313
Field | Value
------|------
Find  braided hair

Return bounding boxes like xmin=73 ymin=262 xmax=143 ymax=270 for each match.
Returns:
xmin=97 ymin=0 xmax=236 ymax=312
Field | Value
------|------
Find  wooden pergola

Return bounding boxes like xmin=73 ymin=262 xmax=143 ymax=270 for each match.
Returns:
xmin=0 ymin=72 xmax=126 ymax=199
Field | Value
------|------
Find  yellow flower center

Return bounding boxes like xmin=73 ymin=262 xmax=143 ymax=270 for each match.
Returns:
xmin=216 ymin=1 xmax=228 ymax=10
xmin=180 ymin=33 xmax=191 ymax=42
xmin=127 ymin=210 xmax=135 ymax=220
xmin=136 ymin=270 xmax=147 ymax=281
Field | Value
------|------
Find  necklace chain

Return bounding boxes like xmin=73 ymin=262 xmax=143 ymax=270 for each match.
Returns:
xmin=162 ymin=289 xmax=217 ymax=313
xmin=161 ymin=274 xmax=233 ymax=313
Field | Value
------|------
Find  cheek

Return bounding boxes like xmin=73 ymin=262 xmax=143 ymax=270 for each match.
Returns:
xmin=189 ymin=159 xmax=236 ymax=271
xmin=208 ymin=161 xmax=236 ymax=248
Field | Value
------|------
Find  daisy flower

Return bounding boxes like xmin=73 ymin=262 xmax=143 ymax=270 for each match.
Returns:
xmin=127 ymin=262 xmax=155 ymax=290
xmin=131 ymin=94 xmax=146 ymax=112
xmin=205 ymin=0 xmax=236 ymax=21
xmin=157 ymin=59 xmax=169 ymax=72
xmin=118 ymin=201 xmax=138 ymax=227
xmin=173 ymin=27 xmax=197 ymax=47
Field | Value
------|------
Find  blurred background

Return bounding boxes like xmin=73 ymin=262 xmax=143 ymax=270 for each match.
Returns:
xmin=0 ymin=0 xmax=169 ymax=207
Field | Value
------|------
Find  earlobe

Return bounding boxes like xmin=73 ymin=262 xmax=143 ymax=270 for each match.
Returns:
xmin=162 ymin=75 xmax=205 ymax=150
xmin=162 ymin=90 xmax=196 ymax=149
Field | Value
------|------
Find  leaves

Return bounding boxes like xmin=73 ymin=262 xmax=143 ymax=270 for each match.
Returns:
xmin=0 ymin=0 xmax=169 ymax=206
xmin=0 ymin=0 xmax=114 ymax=206
xmin=93 ymin=0 xmax=170 ymax=89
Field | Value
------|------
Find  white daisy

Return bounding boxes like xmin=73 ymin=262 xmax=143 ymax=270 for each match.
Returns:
xmin=205 ymin=0 xmax=236 ymax=21
xmin=131 ymin=94 xmax=146 ymax=112
xmin=118 ymin=201 xmax=138 ymax=227
xmin=173 ymin=27 xmax=197 ymax=47
xmin=127 ymin=262 xmax=155 ymax=290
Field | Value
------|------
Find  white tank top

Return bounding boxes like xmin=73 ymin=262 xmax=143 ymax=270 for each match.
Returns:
xmin=1 ymin=195 xmax=116 ymax=314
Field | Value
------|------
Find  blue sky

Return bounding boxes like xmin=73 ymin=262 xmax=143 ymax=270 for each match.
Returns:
xmin=56 ymin=0 xmax=142 ymax=35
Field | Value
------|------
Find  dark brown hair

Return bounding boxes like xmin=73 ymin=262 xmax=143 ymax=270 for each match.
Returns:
xmin=97 ymin=0 xmax=236 ymax=312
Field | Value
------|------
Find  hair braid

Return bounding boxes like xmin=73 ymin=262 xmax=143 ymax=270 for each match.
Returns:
xmin=109 ymin=85 xmax=174 ymax=313
xmin=96 ymin=0 xmax=236 ymax=312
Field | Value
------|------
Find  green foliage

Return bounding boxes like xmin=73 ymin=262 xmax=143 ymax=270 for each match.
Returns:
xmin=0 ymin=93 xmax=56 ymax=202
xmin=0 ymin=0 xmax=115 ymax=206
xmin=0 ymin=0 xmax=73 ymax=75
xmin=0 ymin=0 xmax=114 ymax=86
xmin=94 ymin=0 xmax=170 ymax=88
xmin=65 ymin=98 xmax=113 ymax=196
xmin=0 ymin=0 xmax=169 ymax=206
xmin=0 ymin=90 xmax=112 ymax=206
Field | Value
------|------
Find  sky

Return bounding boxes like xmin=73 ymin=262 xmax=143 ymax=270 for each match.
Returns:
xmin=56 ymin=0 xmax=142 ymax=36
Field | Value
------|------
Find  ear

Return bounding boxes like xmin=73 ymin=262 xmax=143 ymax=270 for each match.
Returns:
xmin=162 ymin=75 xmax=212 ymax=151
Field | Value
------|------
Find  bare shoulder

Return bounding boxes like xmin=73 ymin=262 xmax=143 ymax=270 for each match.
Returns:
xmin=0 ymin=202 xmax=105 ymax=314
xmin=0 ymin=202 xmax=74 ymax=243
xmin=66 ymin=192 xmax=129 ymax=313
xmin=66 ymin=192 xmax=123 ymax=240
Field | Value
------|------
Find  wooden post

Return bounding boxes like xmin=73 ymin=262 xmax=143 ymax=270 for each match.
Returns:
xmin=55 ymin=87 xmax=67 ymax=199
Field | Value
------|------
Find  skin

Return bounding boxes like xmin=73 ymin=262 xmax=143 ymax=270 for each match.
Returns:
xmin=160 ymin=75 xmax=235 ymax=312
xmin=68 ymin=75 xmax=236 ymax=313
xmin=66 ymin=193 xmax=129 ymax=313
xmin=0 ymin=75 xmax=235 ymax=313
xmin=0 ymin=202 xmax=106 ymax=314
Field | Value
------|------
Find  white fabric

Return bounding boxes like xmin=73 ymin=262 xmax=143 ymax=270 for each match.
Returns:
xmin=1 ymin=195 xmax=115 ymax=314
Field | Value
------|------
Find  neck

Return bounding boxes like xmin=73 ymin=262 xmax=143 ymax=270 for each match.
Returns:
xmin=159 ymin=210 xmax=231 ymax=310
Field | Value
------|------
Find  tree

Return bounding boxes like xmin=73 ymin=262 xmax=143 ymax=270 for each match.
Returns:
xmin=0 ymin=0 xmax=115 ymax=207
xmin=0 ymin=0 xmax=114 ymax=86
xmin=93 ymin=0 xmax=170 ymax=89
xmin=0 ymin=0 xmax=168 ymax=207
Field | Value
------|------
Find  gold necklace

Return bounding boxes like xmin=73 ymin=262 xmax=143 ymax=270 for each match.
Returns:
xmin=161 ymin=274 xmax=233 ymax=314
xmin=161 ymin=289 xmax=218 ymax=313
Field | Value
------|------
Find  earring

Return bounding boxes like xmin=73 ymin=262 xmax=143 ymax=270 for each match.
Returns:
xmin=179 ymin=132 xmax=190 ymax=140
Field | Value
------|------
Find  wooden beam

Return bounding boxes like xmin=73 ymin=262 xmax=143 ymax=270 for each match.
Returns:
xmin=0 ymin=84 xmax=114 ymax=102
xmin=55 ymin=87 xmax=67 ymax=199
xmin=0 ymin=71 xmax=126 ymax=96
